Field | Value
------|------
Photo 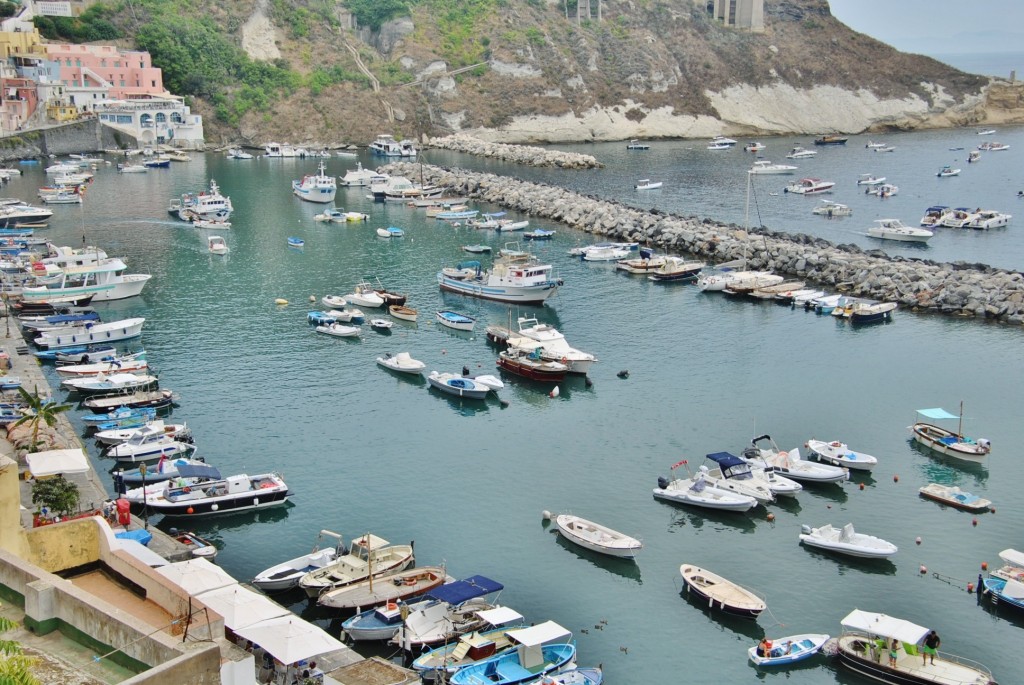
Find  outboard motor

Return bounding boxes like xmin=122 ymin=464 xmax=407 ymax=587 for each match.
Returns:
xmin=742 ymin=445 xmax=759 ymax=461
xmin=657 ymin=476 xmax=669 ymax=490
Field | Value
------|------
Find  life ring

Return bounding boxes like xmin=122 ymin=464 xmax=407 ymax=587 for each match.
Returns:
xmin=182 ymin=487 xmax=191 ymax=493
xmin=560 ymin=357 xmax=568 ymax=364
xmin=403 ymin=577 xmax=417 ymax=586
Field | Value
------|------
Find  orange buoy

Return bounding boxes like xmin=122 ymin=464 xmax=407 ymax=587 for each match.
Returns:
xmin=186 ymin=507 xmax=194 ymax=514
xmin=981 ymin=561 xmax=988 ymax=570
xmin=967 ymin=582 xmax=975 ymax=594
xmin=920 ymin=565 xmax=927 ymax=574
xmin=972 ymin=518 xmax=978 ymax=527
xmin=766 ymin=513 xmax=775 ymax=522
xmin=858 ymin=482 xmax=864 ymax=490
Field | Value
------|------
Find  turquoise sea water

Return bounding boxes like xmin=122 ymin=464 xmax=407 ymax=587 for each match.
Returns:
xmin=5 ymin=130 xmax=1023 ymax=684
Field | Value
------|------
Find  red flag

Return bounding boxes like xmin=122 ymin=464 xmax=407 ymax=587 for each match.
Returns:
xmin=671 ymin=459 xmax=687 ymax=469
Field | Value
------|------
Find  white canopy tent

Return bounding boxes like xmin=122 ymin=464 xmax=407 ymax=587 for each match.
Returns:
xmin=25 ymin=449 xmax=90 ymax=478
xmin=840 ymin=610 xmax=930 ymax=645
xmin=506 ymin=621 xmax=571 ymax=646
xmin=156 ymin=558 xmax=238 ymax=594
xmin=234 ymin=615 xmax=346 ymax=664
xmin=196 ymin=585 xmax=290 ymax=630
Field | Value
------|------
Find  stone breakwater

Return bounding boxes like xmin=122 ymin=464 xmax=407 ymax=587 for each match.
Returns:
xmin=386 ymin=162 xmax=1024 ymax=325
xmin=424 ymin=134 xmax=603 ymax=169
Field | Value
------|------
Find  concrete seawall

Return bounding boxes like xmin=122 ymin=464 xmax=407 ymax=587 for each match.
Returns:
xmin=385 ymin=162 xmax=1024 ymax=324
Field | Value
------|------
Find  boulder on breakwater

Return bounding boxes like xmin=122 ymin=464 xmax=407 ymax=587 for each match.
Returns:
xmin=386 ymin=162 xmax=1024 ymax=325
xmin=423 ymin=134 xmax=603 ymax=169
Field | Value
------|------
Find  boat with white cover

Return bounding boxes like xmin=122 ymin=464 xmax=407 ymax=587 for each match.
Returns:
xmin=910 ymin=405 xmax=990 ymax=461
xmin=799 ymin=523 xmax=897 ymax=558
xmin=680 ymin=564 xmax=765 ymax=618
xmin=376 ymin=352 xmax=425 ymax=375
xmin=748 ymin=160 xmax=797 ymax=175
xmin=811 ymin=200 xmax=852 ymax=217
xmin=394 ymin=575 xmax=505 ymax=650
xmin=748 ymin=633 xmax=830 ymax=667
xmin=867 ymin=219 xmax=933 ymax=243
xmin=299 ymin=534 xmax=415 ymax=598
xmin=61 ymin=371 xmax=158 ymax=394
xmin=835 ymin=610 xmax=996 ymax=685
xmin=345 ymin=283 xmax=385 ymax=308
xmin=805 ymin=439 xmax=878 ymax=471
xmin=252 ymin=530 xmax=345 ymax=592
xmin=113 ymin=455 xmax=208 ymax=486
xmin=315 ymin=323 xmax=360 ymax=338
xmin=292 ymin=160 xmax=337 ymax=204
xmin=95 ymin=420 xmax=190 ymax=446
xmin=918 ymin=483 xmax=992 ymax=512
xmin=653 ymin=460 xmax=758 ymax=512
xmin=553 ymin=514 xmax=641 ymax=559
xmin=920 ymin=206 xmax=952 ymax=227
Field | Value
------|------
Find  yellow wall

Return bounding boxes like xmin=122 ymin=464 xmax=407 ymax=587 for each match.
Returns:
xmin=0 ymin=30 xmax=45 ymax=59
xmin=0 ymin=457 xmax=29 ymax=559
xmin=26 ymin=519 xmax=100 ymax=573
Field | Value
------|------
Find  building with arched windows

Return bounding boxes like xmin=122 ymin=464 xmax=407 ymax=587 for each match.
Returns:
xmin=94 ymin=96 xmax=204 ymax=148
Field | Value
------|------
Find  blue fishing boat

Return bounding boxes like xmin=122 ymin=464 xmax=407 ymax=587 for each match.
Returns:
xmin=982 ymin=577 xmax=1024 ymax=612
xmin=34 ymin=344 xmax=117 ymax=362
xmin=287 ymin=237 xmax=305 ymax=248
xmin=523 ymin=229 xmax=555 ymax=241
xmin=80 ymin=406 xmax=157 ymax=427
xmin=307 ymin=311 xmax=336 ymax=326
xmin=436 ymin=210 xmax=480 ymax=220
xmin=450 ymin=636 xmax=575 ymax=685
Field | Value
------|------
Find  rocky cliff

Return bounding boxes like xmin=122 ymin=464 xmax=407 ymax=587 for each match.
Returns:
xmin=172 ymin=0 xmax=1019 ymax=145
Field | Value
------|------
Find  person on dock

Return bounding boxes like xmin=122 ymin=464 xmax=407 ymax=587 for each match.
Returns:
xmin=922 ymin=630 xmax=940 ymax=665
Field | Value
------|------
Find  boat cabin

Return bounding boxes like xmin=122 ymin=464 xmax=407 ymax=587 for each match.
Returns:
xmin=704 ymin=452 xmax=756 ymax=481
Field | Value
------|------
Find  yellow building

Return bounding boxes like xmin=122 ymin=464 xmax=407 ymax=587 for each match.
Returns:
xmin=46 ymin=102 xmax=79 ymax=122
xmin=0 ymin=28 xmax=47 ymax=60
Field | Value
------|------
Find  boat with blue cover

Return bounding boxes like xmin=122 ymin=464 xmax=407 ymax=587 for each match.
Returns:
xmin=81 ymin=405 xmax=157 ymax=427
xmin=115 ymin=456 xmax=213 ymax=486
xmin=396 ymin=575 xmax=505 ymax=650
xmin=307 ymin=311 xmax=336 ymax=326
xmin=20 ymin=311 xmax=101 ymax=333
xmin=287 ymin=237 xmax=304 ymax=248
xmin=450 ymin=624 xmax=576 ymax=685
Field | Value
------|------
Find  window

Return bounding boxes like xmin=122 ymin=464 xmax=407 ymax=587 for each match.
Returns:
xmin=140 ymin=113 xmax=153 ymax=127
xmin=170 ymin=112 xmax=182 ymax=123
xmin=75 ymin=59 xmax=81 ymax=67
xmin=155 ymin=112 xmax=166 ymax=123
xmin=114 ymin=61 xmax=120 ymax=68
xmin=152 ymin=81 xmax=156 ymax=88
xmin=116 ymin=114 xmax=132 ymax=124
xmin=65 ymin=59 xmax=71 ymax=66
xmin=120 ymin=80 xmax=125 ymax=87
xmin=101 ymin=59 xmax=106 ymax=67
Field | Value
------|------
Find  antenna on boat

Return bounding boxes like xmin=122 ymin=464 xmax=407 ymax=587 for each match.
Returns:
xmin=958 ymin=400 xmax=964 ymax=438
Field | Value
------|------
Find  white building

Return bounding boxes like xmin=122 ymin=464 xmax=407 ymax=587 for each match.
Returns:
xmin=93 ymin=96 xmax=204 ymax=148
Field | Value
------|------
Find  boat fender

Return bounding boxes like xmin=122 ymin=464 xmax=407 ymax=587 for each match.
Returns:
xmin=800 ymin=524 xmax=811 ymax=535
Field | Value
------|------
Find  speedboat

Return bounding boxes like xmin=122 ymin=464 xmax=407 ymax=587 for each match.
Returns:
xmin=848 ymin=301 xmax=897 ymax=324
xmin=748 ymin=633 xmax=830 ymax=667
xmin=785 ymin=147 xmax=817 ymax=159
xmin=653 ymin=461 xmax=758 ymax=512
xmin=496 ymin=348 xmax=568 ymax=382
xmin=54 ymin=352 xmax=148 ymax=377
xmin=680 ymin=564 xmax=765 ymax=618
xmin=936 ymin=165 xmax=961 ymax=177
xmin=376 ymin=352 xmax=426 ymax=375
xmin=799 ymin=523 xmax=897 ymax=559
xmin=814 ymin=135 xmax=848 ymax=145
xmin=805 ymin=439 xmax=878 ymax=471
xmin=647 ymin=257 xmax=705 ymax=282
xmin=626 ymin=139 xmax=650 ymax=150
xmin=339 ymin=162 xmax=386 ymax=187
xmin=634 ymin=179 xmax=663 ymax=190
xmin=743 ymin=142 xmax=765 ymax=152
xmin=754 ymin=446 xmax=848 ymax=484
xmin=835 ymin=610 xmax=996 ymax=685
xmin=113 ymin=456 xmax=208 ymax=486
xmin=299 ymin=534 xmax=415 ymax=598
xmin=582 ymin=246 xmax=631 ymax=262
xmin=208 ymin=235 xmax=229 ymax=255
xmin=919 ymin=206 xmax=951 ymax=227
xmin=910 ymin=405 xmax=990 ymax=461
xmin=707 ymin=141 xmax=733 ymax=150
xmin=252 ymin=530 xmax=345 ymax=592
xmin=965 ymin=210 xmax=1011 ymax=229
xmin=709 ymin=135 xmax=737 ymax=146
xmin=866 ymin=182 xmax=898 ymax=197
xmin=748 ymin=160 xmax=797 ymax=175
xmin=124 ymin=472 xmax=290 ymax=517
xmin=553 ymin=514 xmax=642 ymax=559
xmin=345 ymin=283 xmax=385 ymax=308
xmin=95 ymin=420 xmax=191 ymax=447
xmin=867 ymin=219 xmax=933 ymax=243
xmin=105 ymin=424 xmax=194 ymax=464
xmin=427 ymin=372 xmax=490 ymax=400
xmin=316 ymin=322 xmax=360 ymax=338
xmin=321 ymin=294 xmax=347 ymax=309
xmin=918 ymin=483 xmax=992 ymax=512
xmin=784 ymin=178 xmax=835 ymax=195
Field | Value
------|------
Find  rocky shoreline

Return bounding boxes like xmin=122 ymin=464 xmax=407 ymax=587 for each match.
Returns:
xmin=424 ymin=134 xmax=603 ymax=169
xmin=385 ymin=162 xmax=1024 ymax=325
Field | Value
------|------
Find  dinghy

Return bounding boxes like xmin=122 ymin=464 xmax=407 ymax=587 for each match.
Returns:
xmin=680 ymin=563 xmax=766 ymax=618
xmin=653 ymin=461 xmax=758 ymax=512
xmin=376 ymin=352 xmax=426 ymax=375
xmin=748 ymin=633 xmax=830 ymax=667
xmin=805 ymin=439 xmax=878 ymax=471
xmin=918 ymin=483 xmax=992 ymax=512
xmin=751 ymin=446 xmax=849 ymax=484
xmin=552 ymin=514 xmax=642 ymax=559
xmin=799 ymin=523 xmax=897 ymax=559
xmin=388 ymin=304 xmax=418 ymax=321
xmin=315 ymin=322 xmax=360 ymax=338
xmin=252 ymin=530 xmax=345 ymax=592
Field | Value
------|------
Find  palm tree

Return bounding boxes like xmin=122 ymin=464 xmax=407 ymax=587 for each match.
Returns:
xmin=10 ymin=386 xmax=72 ymax=453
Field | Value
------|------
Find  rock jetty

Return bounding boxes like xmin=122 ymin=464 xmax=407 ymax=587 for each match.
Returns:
xmin=386 ymin=162 xmax=1024 ymax=324
xmin=424 ymin=134 xmax=603 ymax=169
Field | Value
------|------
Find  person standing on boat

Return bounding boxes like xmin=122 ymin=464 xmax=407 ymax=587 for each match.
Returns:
xmin=922 ymin=630 xmax=940 ymax=665
xmin=889 ymin=639 xmax=899 ymax=667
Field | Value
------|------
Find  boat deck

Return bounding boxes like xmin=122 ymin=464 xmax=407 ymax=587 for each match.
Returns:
xmin=840 ymin=635 xmax=994 ymax=684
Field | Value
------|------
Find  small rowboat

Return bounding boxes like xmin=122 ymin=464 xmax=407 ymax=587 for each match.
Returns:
xmin=805 ymin=439 xmax=878 ymax=470
xmin=369 ymin=318 xmax=393 ymax=331
xmin=388 ymin=305 xmax=418 ymax=322
xmin=748 ymin=633 xmax=830 ymax=667
xmin=680 ymin=564 xmax=765 ymax=618
xmin=376 ymin=226 xmax=404 ymax=238
xmin=462 ymin=244 xmax=492 ymax=253
xmin=918 ymin=483 xmax=992 ymax=512
xmin=553 ymin=514 xmax=641 ymax=559
xmin=170 ymin=529 xmax=218 ymax=559
xmin=436 ymin=310 xmax=475 ymax=331
xmin=317 ymin=565 xmax=447 ymax=611
xmin=316 ymin=323 xmax=360 ymax=338
xmin=287 ymin=236 xmax=304 ymax=248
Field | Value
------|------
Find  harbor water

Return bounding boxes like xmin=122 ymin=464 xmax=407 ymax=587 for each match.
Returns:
xmin=5 ymin=128 xmax=1023 ymax=684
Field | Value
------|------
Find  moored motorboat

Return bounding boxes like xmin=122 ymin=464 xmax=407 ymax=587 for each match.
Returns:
xmin=113 ymin=455 xmax=209 ymax=486
xmin=377 ymin=352 xmax=426 ymax=375
xmin=799 ymin=522 xmax=897 ymax=559
xmin=936 ymin=165 xmax=961 ymax=177
xmin=393 ymin=575 xmax=505 ymax=650
xmin=679 ymin=564 xmax=765 ymax=618
xmin=95 ymin=420 xmax=191 ymax=446
xmin=252 ymin=530 xmax=345 ymax=592
xmin=496 ymin=348 xmax=567 ymax=382
xmin=867 ymin=219 xmax=933 ymax=243
xmin=745 ymin=443 xmax=849 ymax=484
xmin=376 ymin=226 xmax=405 ymax=238
xmin=918 ymin=483 xmax=992 ymax=512
xmin=748 ymin=633 xmax=830 ymax=667
xmin=857 ymin=173 xmax=886 ymax=185
xmin=700 ymin=453 xmax=776 ymax=504
xmin=345 ymin=283 xmax=385 ymax=308
xmin=835 ymin=610 xmax=996 ymax=685
xmin=62 ymin=372 xmax=159 ymax=395
xmin=409 ymin=608 xmax=530 ymax=676
xmin=647 ymin=257 xmax=705 ymax=282
xmin=82 ymin=388 xmax=175 ymax=413
xmin=55 ymin=352 xmax=148 ymax=377
xmin=208 ymin=235 xmax=229 ymax=255
xmin=634 ymin=179 xmax=663 ymax=190
xmin=849 ymin=301 xmax=897 ymax=323
xmin=427 ymin=372 xmax=490 ymax=400
xmin=748 ymin=160 xmax=797 ymax=175
xmin=439 ymin=249 xmax=561 ymax=304
xmin=124 ymin=472 xmax=290 ymax=517
xmin=436 ymin=310 xmax=475 ymax=331
xmin=287 ymin=236 xmax=304 ymax=248
xmin=910 ymin=404 xmax=990 ymax=461
xmin=298 ymin=534 xmax=415 ymax=598
xmin=784 ymin=178 xmax=835 ymax=195
xmin=805 ymin=439 xmax=878 ymax=471
xmin=552 ymin=514 xmax=642 ymax=559
xmin=317 ymin=565 xmax=447 ymax=611
xmin=812 ymin=200 xmax=852 ymax=217
xmin=814 ymin=135 xmax=848 ymax=145
xmin=652 ymin=460 xmax=758 ymax=512
xmin=321 ymin=294 xmax=347 ymax=309
xmin=315 ymin=322 xmax=360 ymax=338
xmin=369 ymin=318 xmax=393 ymax=331
xmin=785 ymin=146 xmax=817 ymax=159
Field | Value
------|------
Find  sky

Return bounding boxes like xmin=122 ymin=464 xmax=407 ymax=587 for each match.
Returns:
xmin=828 ymin=0 xmax=1024 ymax=56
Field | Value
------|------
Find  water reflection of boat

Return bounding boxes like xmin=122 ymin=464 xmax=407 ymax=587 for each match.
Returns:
xmin=798 ymin=545 xmax=897 ymax=576
xmin=908 ymin=440 xmax=988 ymax=483
xmin=551 ymin=532 xmax=643 ymax=585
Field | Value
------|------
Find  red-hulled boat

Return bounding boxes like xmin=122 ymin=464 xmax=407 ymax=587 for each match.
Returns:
xmin=496 ymin=349 xmax=567 ymax=382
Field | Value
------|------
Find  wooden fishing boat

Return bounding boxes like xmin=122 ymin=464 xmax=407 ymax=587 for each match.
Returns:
xmin=679 ymin=563 xmax=765 ymax=618
xmin=317 ymin=565 xmax=447 ymax=611
xmin=918 ymin=483 xmax=992 ymax=512
xmin=553 ymin=514 xmax=642 ymax=559
xmin=388 ymin=304 xmax=418 ymax=321
xmin=910 ymin=404 xmax=991 ymax=461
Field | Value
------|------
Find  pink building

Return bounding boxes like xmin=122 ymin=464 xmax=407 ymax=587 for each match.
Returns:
xmin=43 ymin=43 xmax=167 ymax=99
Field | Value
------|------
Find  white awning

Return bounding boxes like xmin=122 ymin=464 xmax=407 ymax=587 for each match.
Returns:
xmin=157 ymin=558 xmax=238 ymax=594
xmin=26 ymin=449 xmax=89 ymax=478
xmin=197 ymin=585 xmax=290 ymax=630
xmin=1002 ymin=578 xmax=1024 ymax=600
xmin=475 ymin=606 xmax=523 ymax=626
xmin=506 ymin=620 xmax=571 ymax=647
xmin=841 ymin=610 xmax=929 ymax=644
xmin=998 ymin=548 xmax=1024 ymax=568
xmin=234 ymin=615 xmax=346 ymax=664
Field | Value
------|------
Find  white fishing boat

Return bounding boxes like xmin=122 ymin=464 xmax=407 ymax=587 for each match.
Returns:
xmin=252 ymin=530 xmax=346 ymax=592
xmin=124 ymin=472 xmax=289 ymax=516
xmin=910 ymin=404 xmax=991 ymax=461
xmin=321 ymin=294 xmax=347 ymax=309
xmin=918 ymin=483 xmax=992 ymax=512
xmin=435 ymin=310 xmax=475 ymax=331
xmin=54 ymin=352 xmax=148 ymax=377
xmin=376 ymin=352 xmax=426 ymax=375
xmin=427 ymin=372 xmax=490 ymax=400
xmin=34 ymin=317 xmax=146 ymax=349
xmin=652 ymin=461 xmax=758 ymax=512
xmin=805 ymin=439 xmax=878 ymax=471
xmin=835 ymin=610 xmax=996 ymax=685
xmin=339 ymin=162 xmax=387 ymax=187
xmin=105 ymin=424 xmax=194 ymax=464
xmin=438 ymin=247 xmax=559 ymax=305
xmin=168 ymin=179 xmax=233 ymax=221
xmin=743 ymin=141 xmax=766 ymax=152
xmin=193 ymin=218 xmax=231 ymax=230
xmin=748 ymin=160 xmax=797 ymax=175
xmin=679 ymin=564 xmax=766 ymax=618
xmin=865 ymin=183 xmax=899 ymax=198
xmin=867 ymin=219 xmax=933 ymax=243
xmin=345 ymin=283 xmax=385 ymax=308
xmin=710 ymin=135 xmax=737 ymax=146
xmin=992 ymin=549 xmax=1024 ymax=582
xmin=634 ymin=179 xmax=662 ymax=190
xmin=315 ymin=322 xmax=361 ymax=338
xmin=292 ymin=160 xmax=337 ymax=204
xmin=799 ymin=523 xmax=897 ymax=559
xmin=552 ymin=514 xmax=642 ymax=559
xmin=208 ymin=235 xmax=229 ymax=255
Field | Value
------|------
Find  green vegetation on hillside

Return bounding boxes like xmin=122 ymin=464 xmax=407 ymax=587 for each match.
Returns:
xmin=32 ymin=4 xmax=121 ymax=42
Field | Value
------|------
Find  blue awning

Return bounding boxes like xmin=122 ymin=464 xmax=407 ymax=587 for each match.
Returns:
xmin=917 ymin=408 xmax=959 ymax=420
xmin=175 ymin=464 xmax=222 ymax=480
xmin=705 ymin=452 xmax=746 ymax=469
xmin=426 ymin=575 xmax=503 ymax=604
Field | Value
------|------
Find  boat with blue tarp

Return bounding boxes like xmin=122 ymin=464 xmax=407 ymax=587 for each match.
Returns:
xmin=450 ymin=630 xmax=575 ymax=685
xmin=396 ymin=575 xmax=505 ymax=650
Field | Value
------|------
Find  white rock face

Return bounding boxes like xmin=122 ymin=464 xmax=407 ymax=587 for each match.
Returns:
xmin=490 ymin=61 xmax=543 ymax=78
xmin=240 ymin=6 xmax=280 ymax=61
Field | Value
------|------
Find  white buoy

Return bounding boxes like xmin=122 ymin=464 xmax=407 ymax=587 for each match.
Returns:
xmin=274 ymin=298 xmax=288 ymax=305
xmin=549 ymin=386 xmax=560 ymax=398
xmin=309 ymin=295 xmax=316 ymax=302
xmin=542 ymin=510 xmax=552 ymax=521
